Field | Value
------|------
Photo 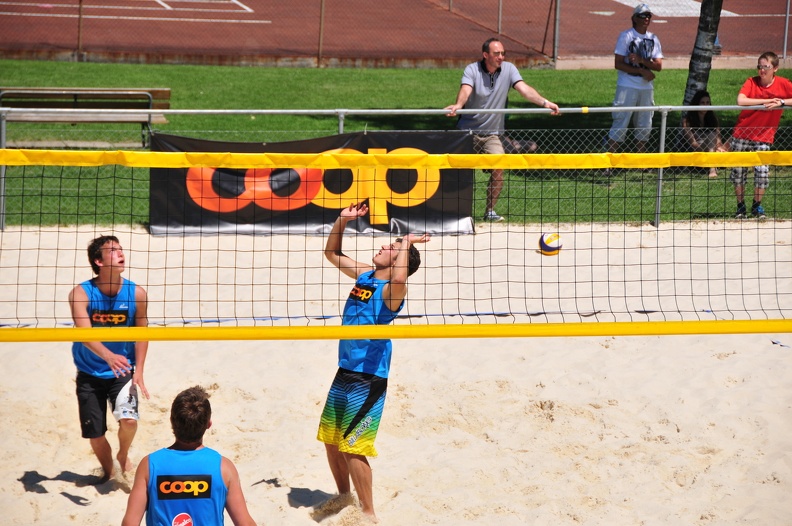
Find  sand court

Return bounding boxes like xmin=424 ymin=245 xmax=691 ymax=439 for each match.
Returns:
xmin=0 ymin=225 xmax=791 ymax=524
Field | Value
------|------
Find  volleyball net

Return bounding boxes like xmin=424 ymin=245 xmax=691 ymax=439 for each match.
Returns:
xmin=1 ymin=145 xmax=791 ymax=342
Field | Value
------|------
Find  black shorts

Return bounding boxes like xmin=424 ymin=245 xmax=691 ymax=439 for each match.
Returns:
xmin=76 ymin=371 xmax=138 ymax=439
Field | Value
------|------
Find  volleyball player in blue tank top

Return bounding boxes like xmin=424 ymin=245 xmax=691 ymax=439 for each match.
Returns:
xmin=68 ymin=235 xmax=150 ymax=482
xmin=122 ymin=386 xmax=256 ymax=526
xmin=316 ymin=202 xmax=430 ymax=522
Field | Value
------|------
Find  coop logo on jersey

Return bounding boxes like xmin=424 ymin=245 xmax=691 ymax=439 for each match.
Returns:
xmin=90 ymin=310 xmax=128 ymax=326
xmin=171 ymin=512 xmax=194 ymax=526
xmin=349 ymin=284 xmax=376 ymax=303
xmin=157 ymin=475 xmax=212 ymax=500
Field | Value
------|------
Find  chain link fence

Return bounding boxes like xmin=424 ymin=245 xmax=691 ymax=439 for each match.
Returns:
xmin=0 ymin=0 xmax=788 ymax=66
xmin=2 ymin=105 xmax=791 ymax=226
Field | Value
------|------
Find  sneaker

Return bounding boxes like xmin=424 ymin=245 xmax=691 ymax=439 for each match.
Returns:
xmin=751 ymin=204 xmax=766 ymax=219
xmin=735 ymin=203 xmax=747 ymax=219
xmin=484 ymin=210 xmax=504 ymax=222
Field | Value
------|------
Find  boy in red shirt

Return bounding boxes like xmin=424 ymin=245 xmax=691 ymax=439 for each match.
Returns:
xmin=730 ymin=51 xmax=792 ymax=219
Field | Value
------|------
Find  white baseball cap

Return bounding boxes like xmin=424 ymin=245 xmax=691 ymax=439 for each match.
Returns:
xmin=633 ymin=3 xmax=652 ymax=16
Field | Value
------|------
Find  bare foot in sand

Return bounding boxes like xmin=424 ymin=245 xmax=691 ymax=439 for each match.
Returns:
xmin=117 ymin=453 xmax=134 ymax=475
xmin=310 ymin=492 xmax=357 ymax=521
xmin=331 ymin=505 xmax=379 ymax=525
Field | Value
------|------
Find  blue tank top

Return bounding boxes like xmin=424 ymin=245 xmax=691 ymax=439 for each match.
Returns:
xmin=71 ymin=278 xmax=137 ymax=379
xmin=145 ymin=447 xmax=227 ymax=526
xmin=338 ymin=270 xmax=404 ymax=378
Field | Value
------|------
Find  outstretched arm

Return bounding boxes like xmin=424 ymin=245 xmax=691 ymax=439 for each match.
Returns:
xmin=324 ymin=203 xmax=374 ymax=280
xmin=513 ymin=81 xmax=560 ymax=115
xmin=445 ymin=84 xmax=474 ymax=116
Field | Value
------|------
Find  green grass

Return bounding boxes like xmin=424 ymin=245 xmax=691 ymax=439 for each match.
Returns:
xmin=1 ymin=59 xmax=754 ymax=132
xmin=2 ymin=59 xmax=789 ymax=226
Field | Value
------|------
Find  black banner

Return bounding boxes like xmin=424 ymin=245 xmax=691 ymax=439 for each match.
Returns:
xmin=149 ymin=132 xmax=475 ymax=235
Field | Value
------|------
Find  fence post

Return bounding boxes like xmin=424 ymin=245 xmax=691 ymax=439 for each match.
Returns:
xmin=654 ymin=108 xmax=669 ymax=228
xmin=785 ymin=0 xmax=790 ymax=59
xmin=0 ymin=113 xmax=6 ymax=231
xmin=553 ymin=0 xmax=561 ymax=63
xmin=318 ymin=0 xmax=325 ymax=67
xmin=337 ymin=111 xmax=345 ymax=134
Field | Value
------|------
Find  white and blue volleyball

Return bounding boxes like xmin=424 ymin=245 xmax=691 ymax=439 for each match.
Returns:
xmin=538 ymin=232 xmax=563 ymax=256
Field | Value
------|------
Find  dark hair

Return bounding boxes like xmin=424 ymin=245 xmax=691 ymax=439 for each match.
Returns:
xmin=482 ymin=38 xmax=501 ymax=54
xmin=87 ymin=235 xmax=120 ymax=274
xmin=759 ymin=51 xmax=779 ymax=68
xmin=170 ymin=386 xmax=212 ymax=443
xmin=686 ymin=90 xmax=719 ymax=128
xmin=395 ymin=238 xmax=422 ymax=276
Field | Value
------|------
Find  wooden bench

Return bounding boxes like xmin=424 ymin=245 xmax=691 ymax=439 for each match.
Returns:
xmin=0 ymin=87 xmax=170 ymax=147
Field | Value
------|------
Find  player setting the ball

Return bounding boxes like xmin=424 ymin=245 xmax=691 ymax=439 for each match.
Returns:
xmin=315 ymin=202 xmax=429 ymax=522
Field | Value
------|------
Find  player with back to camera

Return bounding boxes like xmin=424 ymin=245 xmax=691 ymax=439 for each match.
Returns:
xmin=122 ymin=386 xmax=257 ymax=526
xmin=69 ymin=234 xmax=149 ymax=483
xmin=315 ymin=202 xmax=430 ymax=522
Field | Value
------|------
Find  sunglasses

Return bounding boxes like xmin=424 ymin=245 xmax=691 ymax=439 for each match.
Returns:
xmin=635 ymin=13 xmax=652 ymax=19
xmin=757 ymin=65 xmax=773 ymax=70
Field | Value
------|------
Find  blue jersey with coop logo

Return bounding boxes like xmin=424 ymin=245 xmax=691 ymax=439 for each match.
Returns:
xmin=145 ymin=447 xmax=227 ymax=526
xmin=338 ymin=270 xmax=404 ymax=378
xmin=71 ymin=278 xmax=137 ymax=378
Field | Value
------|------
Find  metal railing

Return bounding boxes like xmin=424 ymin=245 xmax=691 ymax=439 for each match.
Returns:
xmin=1 ymin=104 xmax=790 ymax=231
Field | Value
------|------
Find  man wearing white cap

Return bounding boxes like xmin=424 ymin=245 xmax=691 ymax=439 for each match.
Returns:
xmin=605 ymin=3 xmax=663 ymax=172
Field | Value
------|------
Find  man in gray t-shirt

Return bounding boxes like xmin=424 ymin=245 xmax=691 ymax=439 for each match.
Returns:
xmin=446 ymin=38 xmax=560 ymax=222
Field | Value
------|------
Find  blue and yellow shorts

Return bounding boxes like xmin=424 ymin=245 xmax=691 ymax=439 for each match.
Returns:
xmin=317 ymin=368 xmax=387 ymax=457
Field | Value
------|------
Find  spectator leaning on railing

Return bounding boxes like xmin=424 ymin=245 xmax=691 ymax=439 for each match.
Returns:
xmin=445 ymin=37 xmax=560 ymax=223
xmin=729 ymin=51 xmax=792 ymax=220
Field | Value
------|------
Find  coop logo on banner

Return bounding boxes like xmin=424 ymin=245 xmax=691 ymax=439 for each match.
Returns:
xmin=184 ymin=148 xmax=439 ymax=226
xmin=149 ymin=132 xmax=475 ymax=235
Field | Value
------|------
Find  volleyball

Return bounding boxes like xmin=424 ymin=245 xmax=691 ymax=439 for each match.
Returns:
xmin=538 ymin=232 xmax=563 ymax=256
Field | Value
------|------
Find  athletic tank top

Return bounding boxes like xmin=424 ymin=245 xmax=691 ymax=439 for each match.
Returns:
xmin=71 ymin=278 xmax=137 ymax=378
xmin=145 ymin=447 xmax=227 ymax=526
xmin=339 ymin=270 xmax=404 ymax=378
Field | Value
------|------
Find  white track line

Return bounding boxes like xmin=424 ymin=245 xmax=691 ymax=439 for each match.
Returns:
xmin=0 ymin=3 xmax=248 ymax=12
xmin=230 ymin=0 xmax=252 ymax=13
xmin=0 ymin=11 xmax=270 ymax=22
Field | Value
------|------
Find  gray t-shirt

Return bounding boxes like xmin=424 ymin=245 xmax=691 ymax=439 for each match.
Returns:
xmin=456 ymin=60 xmax=523 ymax=134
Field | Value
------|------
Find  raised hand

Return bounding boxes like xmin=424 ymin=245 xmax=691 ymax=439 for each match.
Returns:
xmin=340 ymin=202 xmax=368 ymax=219
xmin=404 ymin=233 xmax=431 ymax=244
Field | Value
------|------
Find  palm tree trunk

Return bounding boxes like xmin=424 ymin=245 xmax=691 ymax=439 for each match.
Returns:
xmin=683 ymin=0 xmax=724 ymax=105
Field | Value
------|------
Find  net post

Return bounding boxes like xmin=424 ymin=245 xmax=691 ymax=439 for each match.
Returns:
xmin=653 ymin=107 xmax=669 ymax=228
xmin=0 ymin=112 xmax=6 ymax=231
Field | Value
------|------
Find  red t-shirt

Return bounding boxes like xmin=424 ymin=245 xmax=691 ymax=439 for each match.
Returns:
xmin=733 ymin=75 xmax=792 ymax=143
